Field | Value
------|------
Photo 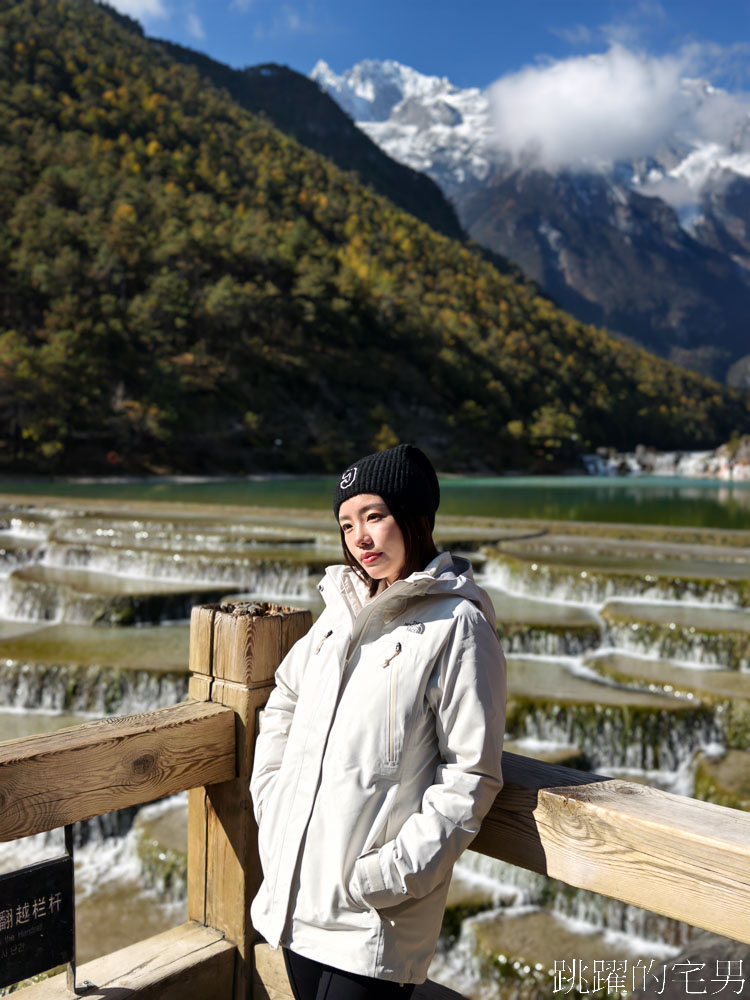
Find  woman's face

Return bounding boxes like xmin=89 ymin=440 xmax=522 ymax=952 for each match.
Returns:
xmin=338 ymin=493 xmax=407 ymax=587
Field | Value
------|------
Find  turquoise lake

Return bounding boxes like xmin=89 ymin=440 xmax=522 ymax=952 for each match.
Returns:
xmin=0 ymin=475 xmax=748 ymax=530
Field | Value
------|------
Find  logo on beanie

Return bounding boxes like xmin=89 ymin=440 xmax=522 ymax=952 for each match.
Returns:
xmin=340 ymin=467 xmax=357 ymax=490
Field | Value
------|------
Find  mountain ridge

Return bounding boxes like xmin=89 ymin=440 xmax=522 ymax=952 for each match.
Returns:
xmin=313 ymin=58 xmax=750 ymax=385
xmin=0 ymin=0 xmax=747 ymax=475
xmin=153 ymin=44 xmax=465 ymax=243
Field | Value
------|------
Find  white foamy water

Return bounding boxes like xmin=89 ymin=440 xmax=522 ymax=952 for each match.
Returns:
xmin=0 ymin=813 xmax=138 ymax=892
xmin=586 ymin=646 xmax=727 ymax=673
xmin=0 ymin=498 xmax=746 ymax=989
xmin=482 ymin=556 xmax=747 ymax=608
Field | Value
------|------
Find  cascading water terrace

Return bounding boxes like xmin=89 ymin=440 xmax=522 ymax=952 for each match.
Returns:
xmin=44 ymin=540 xmax=318 ymax=592
xmin=0 ymin=661 xmax=189 ymax=715
xmin=0 ymin=572 xmax=110 ymax=623
xmin=1 ymin=499 xmax=747 ymax=1000
xmin=483 ymin=553 xmax=750 ymax=608
xmin=0 ymin=540 xmax=38 ymax=579
xmin=481 ymin=550 xmax=749 ymax=675
xmin=505 ymin=693 xmax=721 ymax=771
xmin=0 ymin=503 xmax=328 ymax=625
xmin=600 ymin=619 xmax=750 ymax=671
xmin=454 ymin=852 xmax=691 ymax=947
xmin=496 ymin=624 xmax=602 ymax=657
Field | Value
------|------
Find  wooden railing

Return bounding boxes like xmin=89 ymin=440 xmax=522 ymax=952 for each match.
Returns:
xmin=1 ymin=603 xmax=749 ymax=999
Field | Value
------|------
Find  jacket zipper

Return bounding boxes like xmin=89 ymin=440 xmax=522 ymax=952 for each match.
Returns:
xmin=315 ymin=629 xmax=333 ymax=654
xmin=336 ymin=579 xmax=412 ymax=674
xmin=344 ymin=579 xmax=414 ymax=654
xmin=384 ymin=642 xmax=402 ymax=764
xmin=381 ymin=642 xmax=401 ymax=669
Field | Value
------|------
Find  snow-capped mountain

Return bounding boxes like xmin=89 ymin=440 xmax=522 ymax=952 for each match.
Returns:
xmin=311 ymin=59 xmax=497 ymax=196
xmin=312 ymin=58 xmax=750 ymax=384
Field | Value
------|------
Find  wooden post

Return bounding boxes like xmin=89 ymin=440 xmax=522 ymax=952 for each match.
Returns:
xmin=187 ymin=602 xmax=312 ymax=1000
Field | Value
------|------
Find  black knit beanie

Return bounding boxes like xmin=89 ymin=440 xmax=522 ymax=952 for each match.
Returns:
xmin=333 ymin=444 xmax=440 ymax=527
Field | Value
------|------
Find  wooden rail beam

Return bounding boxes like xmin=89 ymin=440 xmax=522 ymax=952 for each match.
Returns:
xmin=16 ymin=921 xmax=235 ymax=999
xmin=187 ymin=602 xmax=312 ymax=1000
xmin=253 ymin=943 xmax=466 ymax=999
xmin=473 ymin=751 xmax=750 ymax=946
xmin=0 ymin=701 xmax=235 ymax=841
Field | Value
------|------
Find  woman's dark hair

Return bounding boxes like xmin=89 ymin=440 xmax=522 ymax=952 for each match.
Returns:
xmin=340 ymin=502 xmax=439 ymax=597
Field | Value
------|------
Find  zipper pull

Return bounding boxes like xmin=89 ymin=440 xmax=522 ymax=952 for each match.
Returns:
xmin=381 ymin=642 xmax=402 ymax=668
xmin=315 ymin=630 xmax=333 ymax=654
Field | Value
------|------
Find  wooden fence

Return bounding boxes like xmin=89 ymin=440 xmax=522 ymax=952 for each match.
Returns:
xmin=1 ymin=603 xmax=749 ymax=998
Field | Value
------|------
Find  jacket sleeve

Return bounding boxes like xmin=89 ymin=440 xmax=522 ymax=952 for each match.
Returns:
xmin=350 ymin=605 xmax=506 ymax=910
xmin=249 ymin=624 xmax=314 ymax=826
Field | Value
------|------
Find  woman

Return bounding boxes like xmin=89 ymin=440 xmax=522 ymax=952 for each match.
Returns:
xmin=250 ymin=443 xmax=506 ymax=998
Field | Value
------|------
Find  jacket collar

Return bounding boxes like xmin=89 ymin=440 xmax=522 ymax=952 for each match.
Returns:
xmin=319 ymin=551 xmax=496 ymax=629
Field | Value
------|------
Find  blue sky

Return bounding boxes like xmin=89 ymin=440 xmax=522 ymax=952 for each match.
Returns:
xmin=104 ymin=0 xmax=749 ymax=91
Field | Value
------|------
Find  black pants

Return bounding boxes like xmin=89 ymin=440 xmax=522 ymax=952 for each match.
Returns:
xmin=282 ymin=946 xmax=417 ymax=1000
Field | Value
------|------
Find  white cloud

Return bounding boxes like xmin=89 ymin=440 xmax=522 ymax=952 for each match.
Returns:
xmin=253 ymin=3 xmax=318 ymax=39
xmin=274 ymin=4 xmax=316 ymax=34
xmin=282 ymin=6 xmax=302 ymax=31
xmin=601 ymin=0 xmax=667 ymax=48
xmin=103 ymin=0 xmax=169 ymax=19
xmin=488 ymin=45 xmax=702 ymax=171
xmin=550 ymin=2 xmax=666 ymax=53
xmin=549 ymin=24 xmax=595 ymax=47
xmin=187 ymin=10 xmax=205 ymax=39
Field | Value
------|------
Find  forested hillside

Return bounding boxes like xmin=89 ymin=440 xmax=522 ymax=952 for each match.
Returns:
xmin=152 ymin=42 xmax=465 ymax=243
xmin=0 ymin=0 xmax=747 ymax=473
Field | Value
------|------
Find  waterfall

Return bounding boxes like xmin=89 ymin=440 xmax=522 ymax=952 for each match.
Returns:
xmin=498 ymin=625 xmax=602 ymax=656
xmin=0 ymin=497 xmax=746 ymax=995
xmin=0 ymin=573 xmax=110 ymax=624
xmin=483 ymin=556 xmax=748 ymax=608
xmin=506 ymin=700 xmax=720 ymax=771
xmin=601 ymin=621 xmax=749 ymax=671
xmin=0 ymin=511 xmax=321 ymax=624
xmin=0 ymin=661 xmax=189 ymax=715
xmin=43 ymin=539 xmax=319 ymax=593
xmin=455 ymin=852 xmax=692 ymax=947
xmin=0 ymin=795 xmax=187 ymax=970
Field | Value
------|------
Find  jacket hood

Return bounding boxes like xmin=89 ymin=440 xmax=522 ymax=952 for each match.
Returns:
xmin=322 ymin=551 xmax=497 ymax=630
xmin=409 ymin=551 xmax=497 ymax=629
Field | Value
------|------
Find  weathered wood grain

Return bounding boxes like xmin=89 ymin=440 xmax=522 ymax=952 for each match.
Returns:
xmin=18 ymin=921 xmax=234 ymax=1000
xmin=214 ymin=609 xmax=282 ymax=687
xmin=253 ymin=941 xmax=293 ymax=999
xmin=0 ymin=701 xmax=235 ymax=842
xmin=202 ymin=680 xmax=267 ymax=974
xmin=280 ymin=608 xmax=313 ymax=674
xmin=187 ymin=605 xmax=218 ymax=925
xmin=188 ymin=673 xmax=212 ymax=702
xmin=473 ymin=751 xmax=750 ymax=946
xmin=252 ymin=942 xmax=467 ymax=999
xmin=187 ymin=784 xmax=208 ymax=923
xmin=189 ymin=604 xmax=216 ymax=678
xmin=187 ymin=603 xmax=312 ymax=1000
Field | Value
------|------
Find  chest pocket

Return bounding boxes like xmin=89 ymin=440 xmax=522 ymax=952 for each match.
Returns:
xmin=326 ymin=635 xmax=414 ymax=780
xmin=373 ymin=633 xmax=441 ymax=777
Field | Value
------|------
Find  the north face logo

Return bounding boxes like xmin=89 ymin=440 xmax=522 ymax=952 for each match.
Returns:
xmin=340 ymin=467 xmax=357 ymax=489
xmin=405 ymin=621 xmax=425 ymax=634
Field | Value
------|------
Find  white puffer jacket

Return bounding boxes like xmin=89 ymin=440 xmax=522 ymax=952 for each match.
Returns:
xmin=249 ymin=551 xmax=506 ymax=985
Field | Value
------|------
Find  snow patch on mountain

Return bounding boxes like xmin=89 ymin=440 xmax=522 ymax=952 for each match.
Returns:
xmin=310 ymin=58 xmax=462 ymax=122
xmin=630 ymin=143 xmax=750 ymax=232
xmin=311 ymin=59 xmax=496 ymax=196
xmin=311 ymin=56 xmax=750 ymax=230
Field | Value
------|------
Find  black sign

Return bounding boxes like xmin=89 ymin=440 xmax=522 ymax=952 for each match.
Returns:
xmin=0 ymin=855 xmax=74 ymax=989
